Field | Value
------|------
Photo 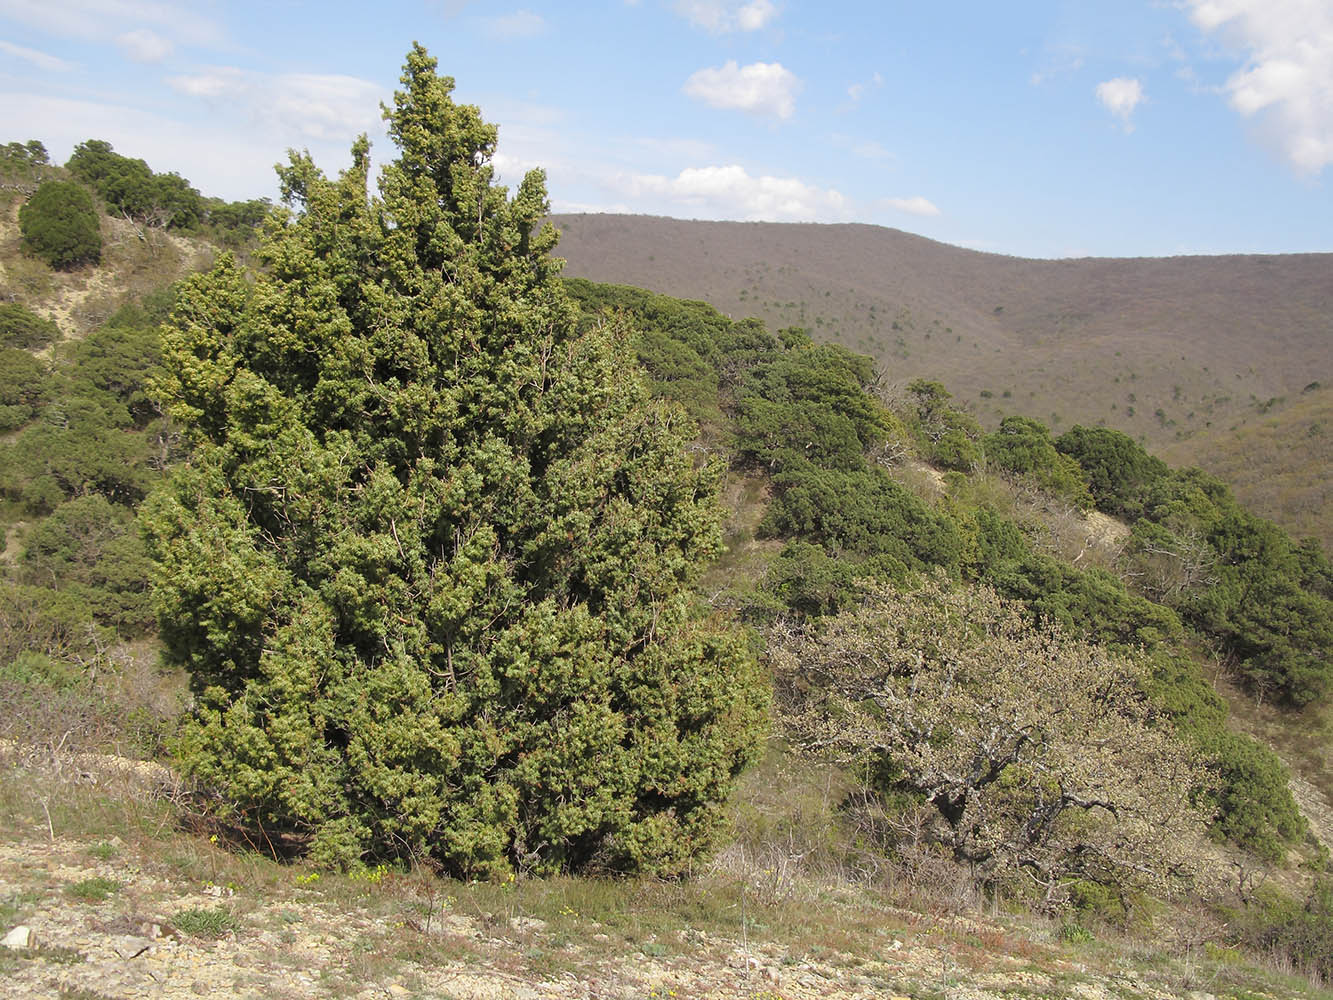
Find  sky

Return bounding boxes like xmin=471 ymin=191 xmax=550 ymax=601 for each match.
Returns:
xmin=1 ymin=0 xmax=1331 ymax=259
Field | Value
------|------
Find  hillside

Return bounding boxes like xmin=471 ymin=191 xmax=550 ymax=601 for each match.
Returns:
xmin=551 ymin=214 xmax=1333 ymax=548
xmin=4 ymin=104 xmax=1333 ymax=999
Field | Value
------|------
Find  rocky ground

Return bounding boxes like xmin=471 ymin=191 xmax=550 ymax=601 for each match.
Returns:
xmin=2 ymin=757 xmax=1326 ymax=1000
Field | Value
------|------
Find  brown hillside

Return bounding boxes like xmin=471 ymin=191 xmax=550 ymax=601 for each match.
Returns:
xmin=552 ymin=214 xmax=1333 ymax=548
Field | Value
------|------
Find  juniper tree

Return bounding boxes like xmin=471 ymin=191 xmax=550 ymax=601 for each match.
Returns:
xmin=145 ymin=45 xmax=767 ymax=874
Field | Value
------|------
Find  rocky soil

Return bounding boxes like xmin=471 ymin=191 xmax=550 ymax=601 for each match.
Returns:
xmin=1 ymin=759 xmax=1317 ymax=1000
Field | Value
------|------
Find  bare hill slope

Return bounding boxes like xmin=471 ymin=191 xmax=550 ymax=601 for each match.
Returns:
xmin=552 ymin=214 xmax=1333 ymax=547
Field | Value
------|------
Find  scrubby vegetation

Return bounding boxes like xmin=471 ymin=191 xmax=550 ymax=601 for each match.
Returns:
xmin=0 ymin=47 xmax=1329 ymax=994
xmin=65 ymin=138 xmax=271 ymax=245
xmin=19 ymin=179 xmax=102 ymax=269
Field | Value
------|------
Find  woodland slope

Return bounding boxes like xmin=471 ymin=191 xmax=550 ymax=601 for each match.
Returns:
xmin=552 ymin=214 xmax=1333 ymax=548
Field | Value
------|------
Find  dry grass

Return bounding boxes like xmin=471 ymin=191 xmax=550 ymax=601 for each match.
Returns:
xmin=3 ymin=758 xmax=1332 ymax=1000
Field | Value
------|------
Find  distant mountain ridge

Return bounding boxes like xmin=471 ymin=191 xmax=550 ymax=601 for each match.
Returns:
xmin=551 ymin=213 xmax=1333 ymax=548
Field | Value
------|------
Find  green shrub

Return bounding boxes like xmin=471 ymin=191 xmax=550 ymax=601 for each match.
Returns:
xmin=19 ymin=180 xmax=102 ymax=270
xmin=147 ymin=47 xmax=768 ymax=876
xmin=1233 ymin=881 xmax=1333 ymax=984
xmin=0 ymin=347 xmax=48 ymax=431
xmin=0 ymin=303 xmax=60 ymax=349
xmin=20 ymin=495 xmax=155 ymax=633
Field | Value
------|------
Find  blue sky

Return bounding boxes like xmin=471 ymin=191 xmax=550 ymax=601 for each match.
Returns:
xmin=1 ymin=0 xmax=1330 ymax=258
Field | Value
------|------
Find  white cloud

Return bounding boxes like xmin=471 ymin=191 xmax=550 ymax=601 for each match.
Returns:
xmin=675 ymin=0 xmax=777 ymax=34
xmin=1029 ymin=43 xmax=1084 ymax=87
xmin=0 ymin=0 xmax=224 ymax=47
xmin=624 ymin=164 xmax=848 ymax=222
xmin=116 ymin=27 xmax=172 ymax=62
xmin=853 ymin=139 xmax=892 ymax=160
xmin=479 ymin=9 xmax=547 ymax=39
xmin=1096 ymin=76 xmax=1145 ymax=128
xmin=167 ymin=67 xmax=384 ymax=142
xmin=683 ymin=60 xmax=800 ymax=119
xmin=1184 ymin=0 xmax=1333 ymax=172
xmin=884 ymin=195 xmax=940 ymax=217
xmin=0 ymin=38 xmax=73 ymax=71
xmin=847 ymin=71 xmax=883 ymax=103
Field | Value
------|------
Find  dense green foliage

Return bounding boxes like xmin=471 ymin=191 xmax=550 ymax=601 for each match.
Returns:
xmin=64 ymin=138 xmax=271 ymax=243
xmin=1233 ymin=880 xmax=1333 ymax=984
xmin=20 ymin=495 xmax=154 ymax=633
xmin=0 ymin=140 xmax=50 ymax=188
xmin=1056 ymin=425 xmax=1168 ymax=519
xmin=1 ymin=139 xmax=49 ymax=170
xmin=904 ymin=379 xmax=983 ymax=471
xmin=0 ymin=347 xmax=49 ymax=432
xmin=983 ymin=415 xmax=1092 ymax=507
xmin=145 ymin=47 xmax=766 ymax=875
xmin=0 ymin=314 xmax=168 ymax=513
xmin=1057 ymin=426 xmax=1333 ymax=705
xmin=0 ymin=293 xmax=173 ymax=703
xmin=19 ymin=180 xmax=102 ymax=269
xmin=67 ymin=139 xmax=203 ymax=230
xmin=0 ymin=303 xmax=60 ymax=350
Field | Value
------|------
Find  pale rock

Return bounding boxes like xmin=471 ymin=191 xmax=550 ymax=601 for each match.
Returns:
xmin=1 ymin=925 xmax=33 ymax=949
xmin=386 ymin=985 xmax=411 ymax=998
xmin=113 ymin=936 xmax=154 ymax=960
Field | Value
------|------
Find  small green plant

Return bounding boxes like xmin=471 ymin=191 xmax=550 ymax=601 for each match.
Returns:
xmin=87 ymin=842 xmax=119 ymax=861
xmin=65 ymin=877 xmax=120 ymax=902
xmin=1057 ymin=922 xmax=1094 ymax=944
xmin=172 ymin=906 xmax=239 ymax=938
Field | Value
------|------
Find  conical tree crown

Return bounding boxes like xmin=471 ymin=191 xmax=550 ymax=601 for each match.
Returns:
xmin=146 ymin=45 xmax=767 ymax=874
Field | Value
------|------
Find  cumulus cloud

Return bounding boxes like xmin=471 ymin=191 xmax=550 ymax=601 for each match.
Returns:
xmin=116 ymin=27 xmax=172 ymax=62
xmin=0 ymin=39 xmax=73 ymax=71
xmin=683 ymin=60 xmax=800 ymax=119
xmin=167 ymin=67 xmax=384 ymax=141
xmin=624 ymin=164 xmax=848 ymax=222
xmin=478 ymin=9 xmax=546 ymax=38
xmin=884 ymin=196 xmax=940 ymax=217
xmin=1184 ymin=0 xmax=1333 ymax=172
xmin=1096 ymin=76 xmax=1145 ymax=129
xmin=675 ymin=0 xmax=777 ymax=34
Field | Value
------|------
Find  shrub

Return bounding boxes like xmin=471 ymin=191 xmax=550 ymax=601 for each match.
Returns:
xmin=0 ymin=347 xmax=48 ymax=432
xmin=19 ymin=180 xmax=102 ymax=270
xmin=146 ymin=47 xmax=768 ymax=876
xmin=0 ymin=303 xmax=60 ymax=349
xmin=773 ymin=577 xmax=1214 ymax=908
xmin=1233 ymin=881 xmax=1333 ymax=984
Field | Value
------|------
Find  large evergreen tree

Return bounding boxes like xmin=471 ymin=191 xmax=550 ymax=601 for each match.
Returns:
xmin=145 ymin=45 xmax=767 ymax=875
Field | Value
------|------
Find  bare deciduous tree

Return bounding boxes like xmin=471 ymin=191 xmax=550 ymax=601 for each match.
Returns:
xmin=771 ymin=577 xmax=1216 ymax=908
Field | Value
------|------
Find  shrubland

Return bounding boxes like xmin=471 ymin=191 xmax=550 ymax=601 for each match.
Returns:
xmin=0 ymin=46 xmax=1330 ymax=992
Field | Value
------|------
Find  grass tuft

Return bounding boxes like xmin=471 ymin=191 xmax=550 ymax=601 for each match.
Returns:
xmin=172 ymin=905 xmax=240 ymax=939
xmin=65 ymin=877 xmax=120 ymax=902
